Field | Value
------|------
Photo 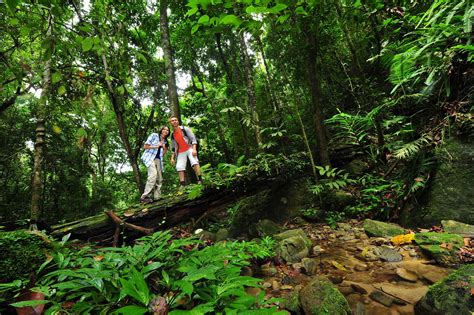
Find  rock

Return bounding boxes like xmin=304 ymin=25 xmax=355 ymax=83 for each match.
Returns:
xmin=345 ymin=159 xmax=370 ymax=176
xmin=354 ymin=263 xmax=368 ymax=272
xmin=414 ymin=232 xmax=464 ymax=266
xmin=357 ymin=246 xmax=380 ymax=261
xmin=277 ymin=237 xmax=310 ymax=263
xmin=338 ymin=285 xmax=354 ymax=295
xmin=275 ymin=229 xmax=312 ymax=263
xmin=197 ymin=230 xmax=217 ymax=242
xmin=351 ymin=283 xmax=368 ymax=294
xmin=396 ymin=268 xmax=418 ymax=282
xmin=363 ymin=219 xmax=405 ymax=237
xmin=299 ymin=277 xmax=351 ymax=315
xmin=282 ymin=290 xmax=302 ymax=315
xmin=371 ymin=237 xmax=391 ymax=245
xmin=375 ymin=246 xmax=403 ymax=262
xmin=324 ymin=190 xmax=355 ymax=212
xmin=255 ymin=219 xmax=281 ymax=237
xmin=337 ymin=222 xmax=352 ymax=230
xmin=328 ymin=274 xmax=344 ymax=285
xmin=215 ymin=228 xmax=229 ymax=241
xmin=422 ymin=271 xmax=445 ymax=284
xmin=260 ymin=264 xmax=278 ymax=277
xmin=374 ymin=283 xmax=428 ymax=304
xmin=369 ymin=290 xmax=393 ymax=307
xmin=415 ymin=264 xmax=474 ymax=314
xmin=441 ymin=220 xmax=474 ymax=237
xmin=301 ymin=257 xmax=318 ymax=275
xmin=312 ymin=245 xmax=324 ymax=256
xmin=414 ymin=137 xmax=474 ymax=226
xmin=272 ymin=280 xmax=280 ymax=290
xmin=274 ymin=229 xmax=312 ymax=247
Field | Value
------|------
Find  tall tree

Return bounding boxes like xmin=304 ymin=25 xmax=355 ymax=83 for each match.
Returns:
xmin=31 ymin=12 xmax=53 ymax=228
xmin=160 ymin=0 xmax=180 ymax=120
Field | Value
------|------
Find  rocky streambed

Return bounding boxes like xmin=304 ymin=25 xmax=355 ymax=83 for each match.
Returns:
xmin=235 ymin=219 xmax=474 ymax=314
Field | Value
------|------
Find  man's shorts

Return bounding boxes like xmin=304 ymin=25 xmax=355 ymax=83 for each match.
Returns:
xmin=176 ymin=148 xmax=199 ymax=171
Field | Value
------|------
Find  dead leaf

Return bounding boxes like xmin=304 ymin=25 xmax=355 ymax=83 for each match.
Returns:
xmin=440 ymin=243 xmax=453 ymax=250
xmin=464 ymin=238 xmax=470 ymax=246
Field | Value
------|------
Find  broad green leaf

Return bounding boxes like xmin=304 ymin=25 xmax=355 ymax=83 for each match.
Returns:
xmin=58 ymin=86 xmax=66 ymax=95
xmin=82 ymin=38 xmax=94 ymax=52
xmin=9 ymin=18 xmax=19 ymax=26
xmin=220 ymin=14 xmax=241 ymax=26
xmin=269 ymin=3 xmax=287 ymax=13
xmin=51 ymin=72 xmax=61 ymax=84
xmin=10 ymin=300 xmax=49 ymax=307
xmin=191 ymin=24 xmax=200 ymax=34
xmin=198 ymin=15 xmax=210 ymax=24
xmin=246 ymin=6 xmax=267 ymax=14
xmin=113 ymin=305 xmax=148 ymax=315
xmin=186 ymin=7 xmax=199 ymax=16
xmin=174 ymin=280 xmax=193 ymax=296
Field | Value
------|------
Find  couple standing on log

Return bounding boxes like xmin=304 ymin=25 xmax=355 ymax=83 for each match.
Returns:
xmin=139 ymin=116 xmax=202 ymax=203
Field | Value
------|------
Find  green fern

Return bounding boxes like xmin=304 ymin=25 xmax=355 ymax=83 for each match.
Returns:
xmin=394 ymin=134 xmax=432 ymax=160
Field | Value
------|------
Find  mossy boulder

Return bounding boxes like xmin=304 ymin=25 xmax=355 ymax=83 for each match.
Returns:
xmin=414 ymin=232 xmax=464 ymax=266
xmin=415 ymin=264 xmax=474 ymax=315
xmin=419 ymin=137 xmax=474 ymax=225
xmin=274 ymin=229 xmax=312 ymax=263
xmin=344 ymin=159 xmax=370 ymax=176
xmin=255 ymin=219 xmax=281 ymax=237
xmin=441 ymin=220 xmax=474 ymax=237
xmin=273 ymin=229 xmax=312 ymax=248
xmin=299 ymin=277 xmax=351 ymax=315
xmin=363 ymin=219 xmax=405 ymax=237
xmin=323 ymin=190 xmax=355 ymax=212
xmin=282 ymin=289 xmax=302 ymax=314
xmin=0 ymin=230 xmax=51 ymax=283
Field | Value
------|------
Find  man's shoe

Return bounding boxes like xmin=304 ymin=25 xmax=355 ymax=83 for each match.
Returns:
xmin=140 ymin=197 xmax=153 ymax=204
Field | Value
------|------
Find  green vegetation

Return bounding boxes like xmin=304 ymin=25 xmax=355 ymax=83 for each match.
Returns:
xmin=1 ymin=0 xmax=472 ymax=312
xmin=3 ymin=231 xmax=280 ymax=314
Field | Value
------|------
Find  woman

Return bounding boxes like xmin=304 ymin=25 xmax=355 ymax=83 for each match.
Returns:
xmin=140 ymin=126 xmax=170 ymax=203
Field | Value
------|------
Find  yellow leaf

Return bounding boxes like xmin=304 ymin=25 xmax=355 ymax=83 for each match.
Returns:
xmin=52 ymin=125 xmax=61 ymax=134
xmin=331 ymin=260 xmax=347 ymax=271
xmin=391 ymin=233 xmax=415 ymax=246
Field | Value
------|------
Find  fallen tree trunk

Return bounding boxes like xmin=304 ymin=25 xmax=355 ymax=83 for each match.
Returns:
xmin=49 ymin=178 xmax=280 ymax=244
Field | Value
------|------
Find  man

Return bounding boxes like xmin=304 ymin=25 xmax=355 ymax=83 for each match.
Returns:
xmin=169 ymin=116 xmax=202 ymax=186
xmin=140 ymin=126 xmax=170 ymax=203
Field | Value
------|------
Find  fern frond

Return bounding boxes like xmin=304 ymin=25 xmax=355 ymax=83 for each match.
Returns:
xmin=394 ymin=135 xmax=432 ymax=160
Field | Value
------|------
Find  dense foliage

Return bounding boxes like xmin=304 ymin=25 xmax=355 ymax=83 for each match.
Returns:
xmin=1 ymin=231 xmax=280 ymax=314
xmin=1 ymin=0 xmax=471 ymax=225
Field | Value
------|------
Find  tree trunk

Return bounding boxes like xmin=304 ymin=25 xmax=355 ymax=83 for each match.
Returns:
xmin=215 ymin=33 xmax=250 ymax=157
xmin=239 ymin=33 xmax=263 ymax=149
xmin=100 ymin=50 xmax=143 ymax=192
xmin=160 ymin=0 xmax=180 ymax=121
xmin=305 ymin=31 xmax=331 ymax=166
xmin=334 ymin=0 xmax=365 ymax=77
xmin=31 ymin=14 xmax=53 ymax=227
xmin=192 ymin=65 xmax=232 ymax=162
